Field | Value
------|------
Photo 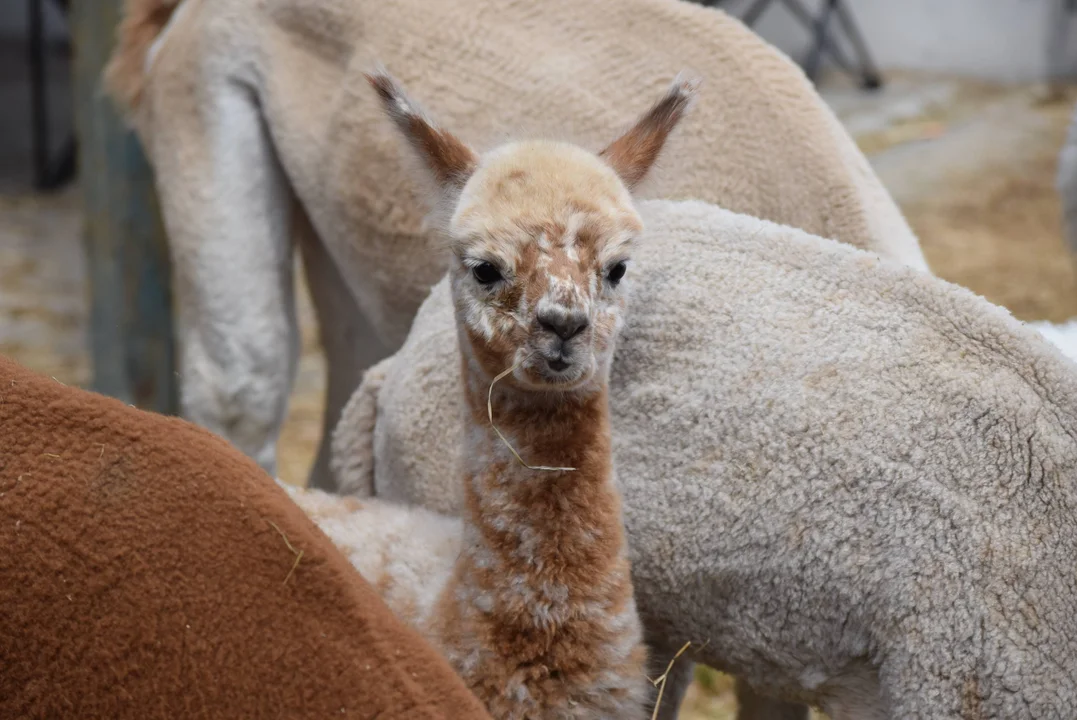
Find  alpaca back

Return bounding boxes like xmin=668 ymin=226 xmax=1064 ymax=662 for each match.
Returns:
xmin=134 ymin=0 xmax=925 ymax=345
xmin=282 ymin=483 xmax=462 ymax=634
xmin=346 ymin=199 xmax=1077 ymax=713
xmin=0 ymin=355 xmax=491 ymax=719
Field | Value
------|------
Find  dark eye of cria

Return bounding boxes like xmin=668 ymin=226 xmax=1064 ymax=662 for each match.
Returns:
xmin=472 ymin=262 xmax=503 ymax=285
xmin=606 ymin=261 xmax=627 ymax=285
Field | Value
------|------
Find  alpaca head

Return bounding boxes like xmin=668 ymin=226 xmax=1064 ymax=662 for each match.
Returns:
xmin=368 ymin=70 xmax=695 ymax=391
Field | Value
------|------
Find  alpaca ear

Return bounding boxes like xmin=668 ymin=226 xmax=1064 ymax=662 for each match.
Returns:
xmin=365 ymin=68 xmax=478 ymax=192
xmin=599 ymin=75 xmax=698 ymax=190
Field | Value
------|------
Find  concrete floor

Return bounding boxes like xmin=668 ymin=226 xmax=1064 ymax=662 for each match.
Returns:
xmin=3 ymin=69 xmax=1077 ymax=719
xmin=845 ymin=73 xmax=1077 ymax=323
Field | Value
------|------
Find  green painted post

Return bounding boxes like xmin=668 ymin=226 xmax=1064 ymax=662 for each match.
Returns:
xmin=71 ymin=0 xmax=177 ymax=414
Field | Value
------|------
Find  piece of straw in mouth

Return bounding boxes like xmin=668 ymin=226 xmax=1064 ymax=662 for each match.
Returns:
xmin=487 ymin=357 xmax=575 ymax=473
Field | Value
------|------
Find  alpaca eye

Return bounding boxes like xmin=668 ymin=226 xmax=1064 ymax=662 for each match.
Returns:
xmin=606 ymin=261 xmax=627 ymax=285
xmin=472 ymin=262 xmax=503 ymax=285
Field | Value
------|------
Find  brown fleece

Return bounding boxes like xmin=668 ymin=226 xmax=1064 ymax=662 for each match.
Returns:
xmin=0 ymin=355 xmax=491 ymax=720
xmin=364 ymin=72 xmax=479 ymax=190
xmin=599 ymin=77 xmax=697 ymax=190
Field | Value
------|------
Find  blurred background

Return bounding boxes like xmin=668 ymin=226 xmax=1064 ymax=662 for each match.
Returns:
xmin=3 ymin=1 xmax=1077 ymax=718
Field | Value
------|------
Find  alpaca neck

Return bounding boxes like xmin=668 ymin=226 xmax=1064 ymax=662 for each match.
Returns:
xmin=452 ymin=352 xmax=632 ymax=637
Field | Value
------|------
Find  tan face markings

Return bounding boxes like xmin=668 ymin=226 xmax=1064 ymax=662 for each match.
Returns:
xmin=492 ymin=169 xmax=530 ymax=201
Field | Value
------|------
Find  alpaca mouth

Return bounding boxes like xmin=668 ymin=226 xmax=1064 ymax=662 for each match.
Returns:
xmin=511 ymin=346 xmax=594 ymax=389
xmin=547 ymin=357 xmax=570 ymax=372
xmin=530 ymin=352 xmax=592 ymax=388
xmin=538 ymin=336 xmax=585 ymax=376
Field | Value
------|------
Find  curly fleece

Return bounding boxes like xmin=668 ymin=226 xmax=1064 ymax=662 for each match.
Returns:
xmin=0 ymin=355 xmax=490 ymax=720
xmin=105 ymin=0 xmax=926 ymax=494
xmin=332 ymin=200 xmax=1077 ymax=718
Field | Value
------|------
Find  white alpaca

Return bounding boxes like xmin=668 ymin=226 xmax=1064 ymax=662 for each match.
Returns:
xmin=105 ymin=0 xmax=926 ymax=499
xmin=333 ymin=199 xmax=1077 ymax=719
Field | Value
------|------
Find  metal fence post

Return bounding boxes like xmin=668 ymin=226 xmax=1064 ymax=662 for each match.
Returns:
xmin=71 ymin=0 xmax=177 ymax=413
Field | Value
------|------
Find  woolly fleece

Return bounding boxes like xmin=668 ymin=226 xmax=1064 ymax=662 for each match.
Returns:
xmin=0 ymin=355 xmax=490 ymax=720
xmin=333 ymin=200 xmax=1077 ymax=718
xmin=112 ymin=0 xmax=926 ymax=487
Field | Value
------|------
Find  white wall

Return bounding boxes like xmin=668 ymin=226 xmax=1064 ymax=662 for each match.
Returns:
xmin=720 ymin=0 xmax=1077 ymax=83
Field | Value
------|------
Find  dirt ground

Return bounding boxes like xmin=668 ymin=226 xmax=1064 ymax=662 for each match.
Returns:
xmin=865 ymin=79 xmax=1077 ymax=323
xmin=3 ymin=73 xmax=1077 ymax=719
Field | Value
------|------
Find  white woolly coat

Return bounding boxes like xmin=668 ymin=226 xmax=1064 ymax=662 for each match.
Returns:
xmin=117 ymin=0 xmax=927 ymax=486
xmin=332 ymin=200 xmax=1077 ymax=718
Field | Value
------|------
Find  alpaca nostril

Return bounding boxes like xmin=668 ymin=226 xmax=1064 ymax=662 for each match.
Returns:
xmin=538 ymin=312 xmax=589 ymax=341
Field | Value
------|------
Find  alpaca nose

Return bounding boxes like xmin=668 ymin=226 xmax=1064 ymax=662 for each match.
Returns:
xmin=538 ymin=310 xmax=589 ymax=341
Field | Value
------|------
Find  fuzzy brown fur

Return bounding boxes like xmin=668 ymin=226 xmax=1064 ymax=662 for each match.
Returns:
xmin=600 ymin=77 xmax=697 ymax=189
xmin=436 ymin=385 xmax=646 ymax=718
xmin=365 ymin=72 xmax=480 ymax=189
xmin=0 ymin=354 xmax=490 ymax=719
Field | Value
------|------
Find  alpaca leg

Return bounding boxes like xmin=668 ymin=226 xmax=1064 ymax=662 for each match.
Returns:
xmin=647 ymin=641 xmax=696 ymax=720
xmin=1057 ymin=102 xmax=1077 ymax=257
xmin=735 ymin=678 xmax=810 ymax=720
xmin=296 ymin=209 xmax=389 ymax=490
xmin=147 ymin=79 xmax=297 ymax=475
xmin=329 ymin=355 xmax=396 ymax=496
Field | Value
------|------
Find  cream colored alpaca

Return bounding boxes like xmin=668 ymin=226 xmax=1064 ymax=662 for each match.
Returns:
xmin=282 ymin=71 xmax=696 ymax=718
xmin=109 ymin=3 xmax=923 ymax=715
xmin=105 ymin=0 xmax=926 ymax=499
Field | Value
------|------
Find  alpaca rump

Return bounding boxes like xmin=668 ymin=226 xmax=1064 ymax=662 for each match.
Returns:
xmin=0 ymin=356 xmax=491 ymax=720
xmin=334 ymin=200 xmax=1077 ymax=719
xmin=102 ymin=0 xmax=926 ymax=493
xmin=110 ymin=0 xmax=925 ymax=275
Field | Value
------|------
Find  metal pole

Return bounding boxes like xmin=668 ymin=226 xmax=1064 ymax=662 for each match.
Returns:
xmin=742 ymin=0 xmax=776 ymax=27
xmin=801 ymin=0 xmax=837 ymax=82
xmin=28 ymin=0 xmax=49 ymax=189
xmin=832 ymin=0 xmax=882 ymax=89
xmin=778 ymin=0 xmax=857 ymax=75
xmin=71 ymin=0 xmax=178 ymax=414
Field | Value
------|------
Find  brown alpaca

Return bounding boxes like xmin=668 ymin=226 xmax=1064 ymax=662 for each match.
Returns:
xmin=0 ymin=355 xmax=491 ymax=720
xmin=284 ymin=71 xmax=695 ymax=718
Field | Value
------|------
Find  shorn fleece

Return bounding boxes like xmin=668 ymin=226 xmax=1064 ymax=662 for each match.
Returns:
xmin=105 ymin=0 xmax=927 ymax=491
xmin=332 ymin=200 xmax=1077 ymax=718
xmin=0 ymin=355 xmax=490 ymax=720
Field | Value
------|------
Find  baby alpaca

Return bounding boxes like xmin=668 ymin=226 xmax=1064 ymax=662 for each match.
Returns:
xmin=286 ymin=71 xmax=697 ymax=718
